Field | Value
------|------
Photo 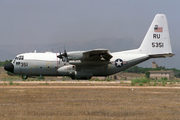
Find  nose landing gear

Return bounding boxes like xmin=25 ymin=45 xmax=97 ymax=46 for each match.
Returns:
xmin=22 ymin=75 xmax=28 ymax=80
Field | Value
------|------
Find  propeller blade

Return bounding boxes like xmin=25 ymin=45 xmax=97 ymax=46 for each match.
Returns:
xmin=64 ymin=50 xmax=67 ymax=57
xmin=57 ymin=48 xmax=68 ymax=62
xmin=57 ymin=52 xmax=63 ymax=59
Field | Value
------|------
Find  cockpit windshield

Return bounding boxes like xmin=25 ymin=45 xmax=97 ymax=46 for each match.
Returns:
xmin=13 ymin=55 xmax=24 ymax=63
xmin=16 ymin=56 xmax=24 ymax=60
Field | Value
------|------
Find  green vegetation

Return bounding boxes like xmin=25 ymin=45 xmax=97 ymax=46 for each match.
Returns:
xmin=131 ymin=78 xmax=150 ymax=86
xmin=131 ymin=78 xmax=150 ymax=84
xmin=145 ymin=71 xmax=150 ymax=78
xmin=131 ymin=77 xmax=180 ymax=86
xmin=0 ymin=60 xmax=12 ymax=67
xmin=9 ymin=80 xmax=13 ymax=85
xmin=131 ymin=82 xmax=135 ymax=86
xmin=106 ymin=78 xmax=111 ymax=82
xmin=45 ymin=81 xmax=49 ymax=85
xmin=37 ymin=76 xmax=45 ymax=80
xmin=139 ymin=83 xmax=143 ymax=86
xmin=124 ymin=65 xmax=180 ymax=78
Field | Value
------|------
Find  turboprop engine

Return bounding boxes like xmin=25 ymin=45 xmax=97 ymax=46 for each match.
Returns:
xmin=57 ymin=65 xmax=76 ymax=76
xmin=66 ymin=51 xmax=84 ymax=60
xmin=57 ymin=51 xmax=84 ymax=61
xmin=57 ymin=65 xmax=92 ymax=79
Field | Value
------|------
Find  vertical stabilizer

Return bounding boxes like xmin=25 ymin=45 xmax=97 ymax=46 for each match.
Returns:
xmin=139 ymin=14 xmax=173 ymax=57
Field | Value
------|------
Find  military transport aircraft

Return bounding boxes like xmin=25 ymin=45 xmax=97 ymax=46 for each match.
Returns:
xmin=4 ymin=14 xmax=174 ymax=79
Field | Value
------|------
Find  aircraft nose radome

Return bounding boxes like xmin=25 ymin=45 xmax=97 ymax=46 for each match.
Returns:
xmin=4 ymin=63 xmax=14 ymax=73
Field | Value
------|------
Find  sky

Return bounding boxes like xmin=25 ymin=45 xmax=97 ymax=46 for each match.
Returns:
xmin=0 ymin=0 xmax=180 ymax=68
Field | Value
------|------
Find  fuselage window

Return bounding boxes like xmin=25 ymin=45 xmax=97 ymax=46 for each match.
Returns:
xmin=16 ymin=62 xmax=20 ymax=65
xmin=13 ymin=57 xmax=18 ymax=63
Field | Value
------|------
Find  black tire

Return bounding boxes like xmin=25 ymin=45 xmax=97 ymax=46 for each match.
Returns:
xmin=71 ymin=77 xmax=75 ymax=80
xmin=22 ymin=75 xmax=28 ymax=80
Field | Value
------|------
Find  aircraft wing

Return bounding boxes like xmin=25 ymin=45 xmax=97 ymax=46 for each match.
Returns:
xmin=83 ymin=49 xmax=113 ymax=60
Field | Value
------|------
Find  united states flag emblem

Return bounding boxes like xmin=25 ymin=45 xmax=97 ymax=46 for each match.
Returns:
xmin=154 ymin=25 xmax=163 ymax=32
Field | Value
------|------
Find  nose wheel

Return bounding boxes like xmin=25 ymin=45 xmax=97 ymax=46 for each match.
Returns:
xmin=22 ymin=75 xmax=28 ymax=80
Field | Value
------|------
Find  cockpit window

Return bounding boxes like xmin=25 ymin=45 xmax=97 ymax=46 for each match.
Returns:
xmin=13 ymin=56 xmax=24 ymax=64
xmin=18 ymin=56 xmax=24 ymax=60
xmin=15 ymin=56 xmax=24 ymax=60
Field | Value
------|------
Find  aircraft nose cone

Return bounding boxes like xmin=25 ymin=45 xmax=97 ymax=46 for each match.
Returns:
xmin=4 ymin=63 xmax=14 ymax=73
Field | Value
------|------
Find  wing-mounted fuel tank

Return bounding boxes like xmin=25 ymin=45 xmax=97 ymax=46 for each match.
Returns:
xmin=57 ymin=65 xmax=92 ymax=79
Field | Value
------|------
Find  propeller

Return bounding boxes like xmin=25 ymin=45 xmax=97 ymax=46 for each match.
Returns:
xmin=57 ymin=49 xmax=68 ymax=62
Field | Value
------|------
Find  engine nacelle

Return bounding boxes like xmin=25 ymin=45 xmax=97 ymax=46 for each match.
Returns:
xmin=57 ymin=65 xmax=93 ymax=79
xmin=57 ymin=65 xmax=76 ymax=76
xmin=67 ymin=51 xmax=84 ymax=60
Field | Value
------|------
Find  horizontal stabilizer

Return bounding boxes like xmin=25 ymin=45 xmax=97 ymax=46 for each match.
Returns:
xmin=149 ymin=53 xmax=174 ymax=58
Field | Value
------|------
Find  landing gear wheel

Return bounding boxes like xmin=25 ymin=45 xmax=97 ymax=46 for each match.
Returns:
xmin=22 ymin=75 xmax=28 ymax=80
xmin=87 ymin=77 xmax=92 ymax=80
xmin=71 ymin=77 xmax=75 ymax=80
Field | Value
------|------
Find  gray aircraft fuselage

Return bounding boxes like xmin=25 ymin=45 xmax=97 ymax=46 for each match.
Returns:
xmin=4 ymin=51 xmax=149 ymax=79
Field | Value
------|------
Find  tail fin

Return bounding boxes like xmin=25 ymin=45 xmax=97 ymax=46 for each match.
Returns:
xmin=139 ymin=14 xmax=174 ymax=57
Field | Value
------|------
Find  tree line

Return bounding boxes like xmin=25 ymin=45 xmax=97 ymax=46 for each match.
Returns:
xmin=0 ymin=60 xmax=12 ymax=67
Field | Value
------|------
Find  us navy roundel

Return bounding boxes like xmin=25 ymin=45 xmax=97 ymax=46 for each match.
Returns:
xmin=115 ymin=59 xmax=123 ymax=67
